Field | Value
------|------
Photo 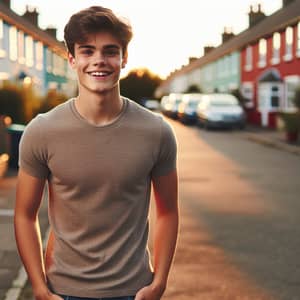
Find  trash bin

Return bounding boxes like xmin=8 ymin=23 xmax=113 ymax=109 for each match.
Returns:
xmin=7 ymin=124 xmax=26 ymax=169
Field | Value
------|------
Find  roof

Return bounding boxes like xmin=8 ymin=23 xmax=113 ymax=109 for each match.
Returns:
xmin=0 ymin=3 xmax=67 ymax=57
xmin=163 ymin=0 xmax=300 ymax=86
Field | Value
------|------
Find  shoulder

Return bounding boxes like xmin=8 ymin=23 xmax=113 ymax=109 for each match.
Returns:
xmin=124 ymin=97 xmax=176 ymax=144
xmin=39 ymin=99 xmax=73 ymax=123
xmin=22 ymin=99 xmax=73 ymax=140
xmin=125 ymin=98 xmax=164 ymax=126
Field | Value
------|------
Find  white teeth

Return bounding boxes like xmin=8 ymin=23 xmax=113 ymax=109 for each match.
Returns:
xmin=90 ymin=72 xmax=108 ymax=76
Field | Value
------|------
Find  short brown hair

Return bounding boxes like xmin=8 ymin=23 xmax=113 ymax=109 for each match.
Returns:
xmin=64 ymin=6 xmax=133 ymax=57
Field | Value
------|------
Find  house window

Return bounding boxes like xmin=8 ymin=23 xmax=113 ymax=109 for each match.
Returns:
xmin=284 ymin=76 xmax=300 ymax=110
xmin=231 ymin=54 xmax=238 ymax=75
xmin=258 ymin=38 xmax=267 ymax=68
xmin=46 ymin=48 xmax=52 ymax=72
xmin=9 ymin=26 xmax=17 ymax=61
xmin=18 ymin=31 xmax=25 ymax=64
xmin=271 ymin=86 xmax=280 ymax=107
xmin=53 ymin=53 xmax=59 ymax=75
xmin=225 ymin=55 xmax=230 ymax=76
xmin=35 ymin=41 xmax=43 ymax=70
xmin=297 ymin=22 xmax=300 ymax=57
xmin=245 ymin=46 xmax=252 ymax=71
xmin=241 ymin=82 xmax=254 ymax=108
xmin=25 ymin=35 xmax=34 ymax=67
xmin=284 ymin=26 xmax=293 ymax=61
xmin=271 ymin=32 xmax=280 ymax=65
xmin=0 ymin=19 xmax=5 ymax=58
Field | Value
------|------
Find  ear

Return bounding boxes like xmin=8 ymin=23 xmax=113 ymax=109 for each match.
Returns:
xmin=68 ymin=52 xmax=76 ymax=69
xmin=121 ymin=51 xmax=128 ymax=69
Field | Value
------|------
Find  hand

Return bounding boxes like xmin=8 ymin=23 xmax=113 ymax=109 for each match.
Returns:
xmin=34 ymin=289 xmax=64 ymax=300
xmin=135 ymin=283 xmax=165 ymax=300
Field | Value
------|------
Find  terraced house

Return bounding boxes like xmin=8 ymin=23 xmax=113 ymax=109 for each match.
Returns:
xmin=0 ymin=0 xmax=76 ymax=96
xmin=155 ymin=0 xmax=300 ymax=128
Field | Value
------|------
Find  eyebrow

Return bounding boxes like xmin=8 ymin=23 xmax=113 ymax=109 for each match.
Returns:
xmin=77 ymin=44 xmax=121 ymax=50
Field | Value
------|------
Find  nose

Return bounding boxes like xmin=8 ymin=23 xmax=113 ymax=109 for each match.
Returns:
xmin=93 ymin=52 xmax=107 ymax=65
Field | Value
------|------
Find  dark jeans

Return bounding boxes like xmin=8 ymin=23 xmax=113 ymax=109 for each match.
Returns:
xmin=59 ymin=296 xmax=135 ymax=300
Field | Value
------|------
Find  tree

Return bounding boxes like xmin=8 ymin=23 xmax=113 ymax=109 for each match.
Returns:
xmin=293 ymin=85 xmax=300 ymax=110
xmin=184 ymin=84 xmax=202 ymax=93
xmin=120 ymin=68 xmax=162 ymax=103
xmin=38 ymin=89 xmax=68 ymax=114
xmin=231 ymin=88 xmax=247 ymax=108
xmin=0 ymin=84 xmax=26 ymax=124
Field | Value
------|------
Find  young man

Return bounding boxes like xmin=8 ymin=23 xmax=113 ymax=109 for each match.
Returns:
xmin=14 ymin=6 xmax=178 ymax=300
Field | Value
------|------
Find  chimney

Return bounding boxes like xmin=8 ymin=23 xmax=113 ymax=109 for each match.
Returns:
xmin=222 ymin=27 xmax=235 ymax=43
xmin=204 ymin=46 xmax=215 ymax=55
xmin=189 ymin=57 xmax=197 ymax=64
xmin=0 ymin=0 xmax=11 ymax=8
xmin=282 ymin=0 xmax=295 ymax=6
xmin=248 ymin=4 xmax=266 ymax=28
xmin=22 ymin=6 xmax=39 ymax=27
xmin=45 ymin=27 xmax=57 ymax=39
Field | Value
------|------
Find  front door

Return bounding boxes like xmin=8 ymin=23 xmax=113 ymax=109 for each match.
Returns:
xmin=258 ymin=82 xmax=283 ymax=127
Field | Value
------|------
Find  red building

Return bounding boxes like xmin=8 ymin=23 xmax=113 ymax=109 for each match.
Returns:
xmin=240 ymin=1 xmax=300 ymax=128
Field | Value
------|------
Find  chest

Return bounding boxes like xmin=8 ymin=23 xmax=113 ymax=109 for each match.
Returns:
xmin=46 ymin=127 xmax=158 ymax=188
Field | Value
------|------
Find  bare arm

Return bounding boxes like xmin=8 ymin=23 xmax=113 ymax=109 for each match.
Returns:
xmin=136 ymin=169 xmax=179 ymax=300
xmin=14 ymin=169 xmax=61 ymax=300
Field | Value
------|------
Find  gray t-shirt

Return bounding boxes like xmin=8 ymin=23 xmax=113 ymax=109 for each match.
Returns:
xmin=19 ymin=97 xmax=177 ymax=298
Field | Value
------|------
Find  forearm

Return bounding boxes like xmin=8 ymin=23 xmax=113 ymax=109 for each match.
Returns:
xmin=14 ymin=214 xmax=48 ymax=297
xmin=152 ymin=211 xmax=179 ymax=292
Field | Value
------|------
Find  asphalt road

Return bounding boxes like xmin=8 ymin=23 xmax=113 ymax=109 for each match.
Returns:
xmin=162 ymin=118 xmax=300 ymax=300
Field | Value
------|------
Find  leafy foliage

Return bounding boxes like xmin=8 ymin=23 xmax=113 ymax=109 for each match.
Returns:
xmin=293 ymin=85 xmax=300 ymax=110
xmin=278 ymin=111 xmax=300 ymax=133
xmin=120 ymin=68 xmax=162 ymax=103
xmin=0 ymin=84 xmax=26 ymax=124
xmin=184 ymin=84 xmax=202 ymax=93
xmin=38 ymin=89 xmax=68 ymax=114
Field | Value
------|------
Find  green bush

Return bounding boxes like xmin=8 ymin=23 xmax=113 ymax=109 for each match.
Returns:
xmin=0 ymin=86 xmax=26 ymax=124
xmin=37 ymin=89 xmax=68 ymax=114
xmin=293 ymin=85 xmax=300 ymax=110
xmin=278 ymin=112 xmax=300 ymax=133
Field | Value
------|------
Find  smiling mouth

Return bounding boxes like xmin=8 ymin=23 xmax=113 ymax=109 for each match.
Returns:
xmin=87 ymin=71 xmax=113 ymax=78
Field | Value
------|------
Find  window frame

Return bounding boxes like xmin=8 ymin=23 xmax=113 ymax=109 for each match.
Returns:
xmin=258 ymin=38 xmax=267 ymax=68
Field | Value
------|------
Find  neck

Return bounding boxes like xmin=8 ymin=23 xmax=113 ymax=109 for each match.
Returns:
xmin=75 ymin=89 xmax=124 ymax=126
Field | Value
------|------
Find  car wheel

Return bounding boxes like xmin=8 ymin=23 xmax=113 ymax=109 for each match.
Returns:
xmin=204 ymin=120 xmax=210 ymax=130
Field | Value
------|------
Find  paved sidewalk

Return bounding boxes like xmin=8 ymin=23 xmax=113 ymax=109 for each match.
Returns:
xmin=1 ymin=126 xmax=299 ymax=300
xmin=0 ymin=169 xmax=20 ymax=300
xmin=0 ymin=169 xmax=49 ymax=300
xmin=241 ymin=125 xmax=300 ymax=156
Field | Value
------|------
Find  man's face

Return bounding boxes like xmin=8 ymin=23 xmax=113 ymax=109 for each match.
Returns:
xmin=69 ymin=32 xmax=127 ymax=95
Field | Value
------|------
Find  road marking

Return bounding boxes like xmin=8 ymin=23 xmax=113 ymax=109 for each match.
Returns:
xmin=4 ymin=227 xmax=50 ymax=300
xmin=0 ymin=209 xmax=14 ymax=217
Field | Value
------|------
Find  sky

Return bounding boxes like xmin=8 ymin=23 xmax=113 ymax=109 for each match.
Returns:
xmin=11 ymin=0 xmax=282 ymax=79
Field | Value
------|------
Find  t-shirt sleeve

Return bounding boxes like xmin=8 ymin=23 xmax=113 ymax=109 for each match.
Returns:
xmin=151 ymin=119 xmax=177 ymax=178
xmin=19 ymin=116 xmax=50 ymax=179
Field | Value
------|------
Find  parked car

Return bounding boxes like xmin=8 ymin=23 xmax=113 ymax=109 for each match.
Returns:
xmin=177 ymin=93 xmax=203 ymax=124
xmin=196 ymin=93 xmax=246 ymax=129
xmin=162 ymin=93 xmax=184 ymax=119
xmin=0 ymin=115 xmax=11 ymax=178
xmin=160 ymin=95 xmax=170 ymax=115
xmin=143 ymin=99 xmax=160 ymax=111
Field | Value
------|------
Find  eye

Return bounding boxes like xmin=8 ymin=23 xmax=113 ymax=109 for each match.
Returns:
xmin=104 ymin=49 xmax=120 ymax=57
xmin=80 ymin=49 xmax=94 ymax=56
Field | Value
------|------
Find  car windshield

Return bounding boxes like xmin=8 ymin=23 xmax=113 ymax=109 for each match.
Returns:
xmin=188 ymin=100 xmax=199 ymax=109
xmin=210 ymin=96 xmax=239 ymax=107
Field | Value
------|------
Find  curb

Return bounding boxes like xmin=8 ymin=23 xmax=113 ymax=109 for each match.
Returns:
xmin=244 ymin=132 xmax=300 ymax=156
xmin=4 ymin=227 xmax=50 ymax=300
